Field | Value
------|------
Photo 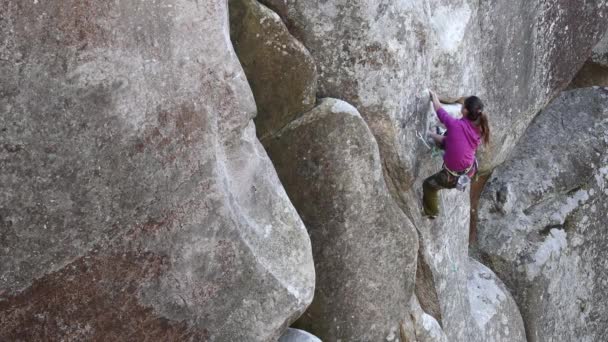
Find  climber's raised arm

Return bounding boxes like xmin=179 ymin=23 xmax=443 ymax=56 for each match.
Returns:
xmin=429 ymin=89 xmax=442 ymax=112
xmin=429 ymin=89 xmax=456 ymax=127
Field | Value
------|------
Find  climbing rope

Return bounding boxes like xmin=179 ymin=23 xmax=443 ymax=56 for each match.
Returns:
xmin=416 ymin=130 xmax=443 ymax=159
xmin=415 ymin=130 xmax=431 ymax=149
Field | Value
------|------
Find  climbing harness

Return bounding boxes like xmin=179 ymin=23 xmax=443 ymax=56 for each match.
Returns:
xmin=443 ymin=159 xmax=478 ymax=192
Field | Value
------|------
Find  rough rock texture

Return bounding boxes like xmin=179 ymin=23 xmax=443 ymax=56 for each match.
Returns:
xmin=405 ymin=188 xmax=526 ymax=342
xmin=230 ymin=0 xmax=317 ymax=141
xmin=2 ymin=0 xmax=607 ymax=339
xmin=403 ymin=103 xmax=526 ymax=341
xmin=467 ymin=259 xmax=526 ymax=342
xmin=592 ymin=29 xmax=608 ymax=67
xmin=278 ymin=328 xmax=322 ymax=342
xmin=264 ymin=8 xmax=608 ymax=337
xmin=570 ymin=29 xmax=608 ymax=89
xmin=284 ymin=0 xmax=608 ymax=190
xmin=410 ymin=183 xmax=474 ymax=341
xmin=407 ymin=296 xmax=448 ymax=342
xmin=0 ymin=1 xmax=314 ymax=340
xmin=265 ymin=98 xmax=418 ymax=341
xmin=391 ymin=103 xmax=526 ymax=342
xmin=477 ymin=88 xmax=608 ymax=342
xmin=285 ymin=0 xmax=431 ymax=190
xmin=474 ymin=1 xmax=606 ymax=170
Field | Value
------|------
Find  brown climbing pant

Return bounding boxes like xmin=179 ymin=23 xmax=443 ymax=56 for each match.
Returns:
xmin=422 ymin=169 xmax=458 ymax=216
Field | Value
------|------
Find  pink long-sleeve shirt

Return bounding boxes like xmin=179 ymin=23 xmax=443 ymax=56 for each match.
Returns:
xmin=436 ymin=107 xmax=480 ymax=173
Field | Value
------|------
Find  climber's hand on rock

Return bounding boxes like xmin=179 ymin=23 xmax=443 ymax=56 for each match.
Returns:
xmin=429 ymin=90 xmax=441 ymax=111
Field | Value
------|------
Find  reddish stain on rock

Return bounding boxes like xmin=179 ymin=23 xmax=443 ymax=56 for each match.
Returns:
xmin=0 ymin=249 xmax=209 ymax=341
xmin=133 ymin=104 xmax=207 ymax=161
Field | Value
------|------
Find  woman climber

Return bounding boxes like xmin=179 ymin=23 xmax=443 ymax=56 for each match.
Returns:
xmin=422 ymin=90 xmax=490 ymax=219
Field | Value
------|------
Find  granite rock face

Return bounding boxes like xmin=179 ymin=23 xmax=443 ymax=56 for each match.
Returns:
xmin=406 ymin=178 xmax=525 ymax=342
xmin=230 ymin=0 xmax=317 ymax=141
xmin=284 ymin=0 xmax=608 ymax=190
xmin=467 ymin=259 xmax=526 ymax=342
xmin=477 ymin=88 xmax=608 ymax=342
xmin=592 ymin=29 xmax=608 ymax=67
xmin=570 ymin=29 xmax=608 ymax=89
xmin=407 ymin=295 xmax=448 ymax=342
xmin=265 ymin=98 xmax=418 ymax=341
xmin=285 ymin=0 xmax=431 ymax=190
xmin=412 ymin=186 xmax=474 ymax=341
xmin=475 ymin=0 xmax=607 ymax=171
xmin=2 ymin=0 xmax=608 ymax=340
xmin=0 ymin=1 xmax=314 ymax=340
xmin=399 ymin=104 xmax=525 ymax=341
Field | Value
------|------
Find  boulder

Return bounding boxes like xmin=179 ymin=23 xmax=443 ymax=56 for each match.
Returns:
xmin=477 ymin=88 xmax=608 ymax=342
xmin=285 ymin=0 xmax=431 ymax=190
xmin=229 ymin=0 xmax=317 ymax=141
xmin=265 ymin=98 xmax=418 ymax=341
xmin=467 ymin=259 xmax=526 ymax=342
xmin=0 ymin=1 xmax=314 ymax=340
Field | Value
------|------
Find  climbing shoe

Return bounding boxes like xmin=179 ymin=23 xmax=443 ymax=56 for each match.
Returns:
xmin=421 ymin=209 xmax=437 ymax=220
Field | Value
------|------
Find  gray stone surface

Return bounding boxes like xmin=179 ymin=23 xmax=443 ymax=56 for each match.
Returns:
xmin=477 ymin=88 xmax=608 ymax=342
xmin=1 ymin=0 xmax=607 ymax=340
xmin=285 ymin=0 xmax=431 ymax=190
xmin=592 ymin=29 xmax=608 ymax=67
xmin=408 ymin=183 xmax=474 ymax=341
xmin=467 ymin=259 xmax=526 ymax=342
xmin=284 ymin=0 xmax=607 ymax=191
xmin=403 ymin=194 xmax=527 ymax=342
xmin=278 ymin=328 xmax=322 ymax=342
xmin=0 ymin=1 xmax=314 ymax=340
xmin=230 ymin=0 xmax=317 ymax=141
xmin=408 ymin=296 xmax=448 ymax=342
xmin=474 ymin=1 xmax=607 ymax=171
xmin=265 ymin=98 xmax=418 ymax=341
xmin=570 ymin=29 xmax=608 ymax=89
xmin=397 ymin=103 xmax=527 ymax=342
